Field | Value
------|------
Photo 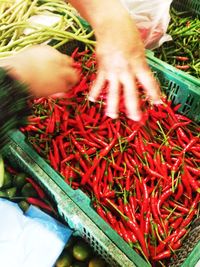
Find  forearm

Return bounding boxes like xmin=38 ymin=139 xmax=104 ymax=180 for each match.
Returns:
xmin=67 ymin=0 xmax=140 ymax=42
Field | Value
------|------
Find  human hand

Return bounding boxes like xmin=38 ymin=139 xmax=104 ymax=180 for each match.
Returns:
xmin=88 ymin=14 xmax=161 ymax=120
xmin=6 ymin=45 xmax=79 ymax=97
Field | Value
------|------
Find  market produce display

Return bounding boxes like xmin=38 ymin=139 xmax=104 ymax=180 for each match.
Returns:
xmin=1 ymin=1 xmax=200 ymax=266
xmin=21 ymin=49 xmax=200 ymax=266
xmin=0 ymin=0 xmax=94 ymax=58
xmin=154 ymin=8 xmax=200 ymax=78
xmin=0 ymin=159 xmax=107 ymax=267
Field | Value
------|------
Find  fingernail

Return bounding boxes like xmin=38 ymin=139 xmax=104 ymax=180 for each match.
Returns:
xmin=88 ymin=96 xmax=96 ymax=102
xmin=153 ymin=99 xmax=163 ymax=105
xmin=106 ymin=112 xmax=118 ymax=119
xmin=128 ymin=113 xmax=142 ymax=121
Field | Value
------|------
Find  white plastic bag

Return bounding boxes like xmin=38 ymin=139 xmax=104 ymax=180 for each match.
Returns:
xmin=0 ymin=199 xmax=72 ymax=267
xmin=121 ymin=0 xmax=173 ymax=49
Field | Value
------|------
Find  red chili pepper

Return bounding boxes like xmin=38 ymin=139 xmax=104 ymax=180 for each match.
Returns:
xmin=170 ymin=217 xmax=183 ymax=230
xmin=71 ymin=47 xmax=79 ymax=59
xmin=155 ymin=233 xmax=177 ymax=255
xmin=173 ymin=228 xmax=188 ymax=244
xmin=49 ymin=150 xmax=58 ymax=171
xmin=129 ymin=195 xmax=136 ymax=214
xmin=168 ymin=200 xmax=189 ymax=214
xmin=151 ymin=192 xmax=161 ymax=223
xmin=186 ymin=165 xmax=200 ymax=176
xmin=70 ymin=134 xmax=91 ymax=163
xmin=24 ymin=125 xmax=44 ymax=133
xmin=54 ymin=104 xmax=60 ymax=129
xmin=157 ymin=188 xmax=173 ymax=216
xmin=95 ymin=205 xmax=109 ymax=223
xmin=181 ymin=170 xmax=192 ymax=200
xmin=142 ymin=180 xmax=149 ymax=215
xmin=175 ymin=56 xmax=189 ymax=61
xmin=175 ymin=180 xmax=184 ymax=201
xmin=125 ymin=170 xmax=131 ymax=191
xmin=144 ymin=210 xmax=151 ymax=237
xmin=125 ymin=219 xmax=149 ymax=257
xmin=89 ymin=133 xmax=107 ymax=147
xmin=63 ymin=165 xmax=70 ymax=182
xmin=177 ymin=127 xmax=189 ymax=143
xmin=47 ymin=113 xmax=56 ymax=134
xmin=26 ymin=177 xmax=45 ymax=199
xmin=153 ymin=250 xmax=171 ymax=261
xmin=78 ymin=138 xmax=101 ymax=149
xmin=119 ymin=221 xmax=133 ymax=245
xmin=52 ymin=139 xmax=60 ymax=164
xmin=157 ymin=221 xmax=165 ymax=238
xmin=114 ymin=223 xmax=123 ymax=238
xmin=61 ymin=154 xmax=75 ymax=164
xmin=27 ymin=197 xmax=53 ymax=212
xmin=58 ymin=137 xmax=67 ymax=159
xmin=125 ymin=153 xmax=138 ymax=172
xmin=181 ymin=137 xmax=199 ymax=155
xmin=184 ymin=166 xmax=200 ymax=193
xmin=81 ymin=137 xmax=117 ymax=185
xmin=144 ymin=166 xmax=163 ymax=180
xmin=105 ymin=209 xmax=117 ymax=227
xmin=126 ymin=127 xmax=140 ymax=142
xmin=176 ymin=65 xmax=190 ymax=70
xmin=171 ymin=240 xmax=182 ymax=250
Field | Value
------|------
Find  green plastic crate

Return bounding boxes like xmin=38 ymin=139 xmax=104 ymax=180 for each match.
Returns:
xmin=171 ymin=0 xmax=200 ymax=16
xmin=146 ymin=0 xmax=200 ymax=88
xmin=146 ymin=53 xmax=200 ymax=123
xmin=1 ymin=131 xmax=148 ymax=267
xmin=1 ymin=51 xmax=200 ymax=266
xmin=2 ymin=131 xmax=200 ymax=267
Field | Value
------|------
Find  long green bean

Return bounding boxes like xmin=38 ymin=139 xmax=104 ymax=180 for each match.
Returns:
xmin=0 ymin=0 xmax=95 ymax=58
xmin=154 ymin=8 xmax=200 ymax=78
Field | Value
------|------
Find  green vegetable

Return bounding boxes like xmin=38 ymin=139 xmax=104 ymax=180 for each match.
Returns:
xmin=13 ymin=173 xmax=27 ymax=189
xmin=55 ymin=251 xmax=73 ymax=267
xmin=21 ymin=183 xmax=38 ymax=198
xmin=73 ymin=240 xmax=92 ymax=262
xmin=0 ymin=191 xmax=7 ymax=197
xmin=18 ymin=200 xmax=30 ymax=212
xmin=89 ymin=257 xmax=106 ymax=267
xmin=5 ymin=186 xmax=17 ymax=198
xmin=0 ymin=0 xmax=95 ymax=58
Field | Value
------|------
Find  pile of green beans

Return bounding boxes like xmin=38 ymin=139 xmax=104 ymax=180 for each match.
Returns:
xmin=0 ymin=0 xmax=95 ymax=58
xmin=154 ymin=8 xmax=200 ymax=78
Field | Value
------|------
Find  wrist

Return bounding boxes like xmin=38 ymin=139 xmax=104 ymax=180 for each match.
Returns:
xmin=0 ymin=67 xmax=31 ymax=149
xmin=0 ymin=57 xmax=22 ymax=82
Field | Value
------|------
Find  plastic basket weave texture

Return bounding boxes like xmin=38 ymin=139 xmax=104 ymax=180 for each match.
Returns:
xmin=146 ymin=54 xmax=200 ymax=123
xmin=171 ymin=0 xmax=200 ymax=16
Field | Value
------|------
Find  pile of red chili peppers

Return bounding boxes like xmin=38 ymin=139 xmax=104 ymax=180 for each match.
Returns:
xmin=21 ymin=49 xmax=200 ymax=266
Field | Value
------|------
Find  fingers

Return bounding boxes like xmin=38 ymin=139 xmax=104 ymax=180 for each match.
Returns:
xmin=120 ymin=73 xmax=141 ymax=121
xmin=88 ymin=71 xmax=105 ymax=102
xmin=134 ymin=61 xmax=161 ymax=104
xmin=106 ymin=74 xmax=119 ymax=119
xmin=61 ymin=54 xmax=74 ymax=66
xmin=61 ymin=66 xmax=79 ymax=87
